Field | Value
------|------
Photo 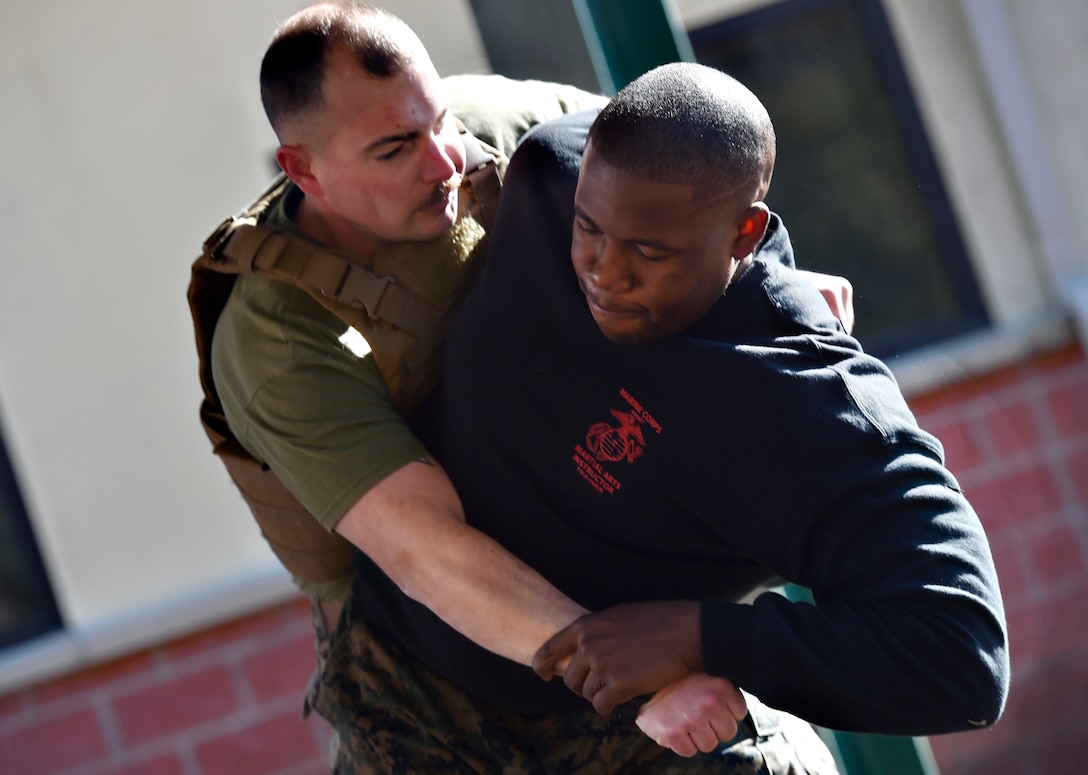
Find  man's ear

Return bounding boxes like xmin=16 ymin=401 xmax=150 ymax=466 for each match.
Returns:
xmin=275 ymin=145 xmax=323 ymax=198
xmin=732 ymin=203 xmax=770 ymax=259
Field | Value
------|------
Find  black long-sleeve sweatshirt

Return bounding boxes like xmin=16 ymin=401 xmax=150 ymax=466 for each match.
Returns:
xmin=350 ymin=110 xmax=1009 ymax=736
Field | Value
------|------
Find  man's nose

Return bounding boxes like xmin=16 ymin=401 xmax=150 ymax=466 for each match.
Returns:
xmin=588 ymin=240 xmax=633 ymax=293
xmin=422 ymin=133 xmax=461 ymax=182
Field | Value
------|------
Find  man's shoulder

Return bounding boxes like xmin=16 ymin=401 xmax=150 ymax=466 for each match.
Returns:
xmin=471 ymin=109 xmax=595 ymax=283
xmin=447 ymin=73 xmax=605 ymax=158
xmin=745 ymin=243 xmax=844 ymax=339
xmin=213 ymin=274 xmax=348 ymax=380
xmin=503 ymin=109 xmax=597 ymax=193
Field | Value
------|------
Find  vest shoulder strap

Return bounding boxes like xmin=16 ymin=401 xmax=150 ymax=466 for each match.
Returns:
xmin=196 ymin=177 xmax=440 ymax=341
xmin=460 ymin=129 xmax=504 ymax=231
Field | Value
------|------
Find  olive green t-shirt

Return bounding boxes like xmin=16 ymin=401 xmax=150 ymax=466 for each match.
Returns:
xmin=211 ymin=74 xmax=605 ymax=531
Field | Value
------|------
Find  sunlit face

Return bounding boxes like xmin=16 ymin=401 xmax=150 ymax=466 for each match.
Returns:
xmin=305 ymin=52 xmax=466 ymax=253
xmin=571 ymin=142 xmax=741 ymax=344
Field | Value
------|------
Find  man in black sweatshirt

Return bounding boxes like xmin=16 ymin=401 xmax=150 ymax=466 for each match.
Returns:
xmin=331 ymin=62 xmax=1008 ymax=771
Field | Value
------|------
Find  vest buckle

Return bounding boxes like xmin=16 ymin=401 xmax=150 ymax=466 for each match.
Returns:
xmin=366 ymin=275 xmax=396 ymax=321
xmin=203 ymin=216 xmax=236 ymax=259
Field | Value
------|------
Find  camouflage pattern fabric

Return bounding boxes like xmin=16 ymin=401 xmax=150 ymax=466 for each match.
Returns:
xmin=311 ymin=606 xmax=839 ymax=774
xmin=303 ymin=598 xmax=339 ymax=720
xmin=304 ymin=598 xmax=343 ymax=765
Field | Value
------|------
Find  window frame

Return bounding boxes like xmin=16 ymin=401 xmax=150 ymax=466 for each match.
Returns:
xmin=687 ymin=0 xmax=989 ymax=357
xmin=0 ymin=419 xmax=63 ymax=650
xmin=674 ymin=0 xmax=1067 ymax=392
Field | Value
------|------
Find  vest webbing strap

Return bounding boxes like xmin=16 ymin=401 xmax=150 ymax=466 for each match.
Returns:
xmin=461 ymin=130 xmax=504 ymax=231
xmin=188 ymin=267 xmax=357 ymax=587
xmin=215 ymin=221 xmax=439 ymax=340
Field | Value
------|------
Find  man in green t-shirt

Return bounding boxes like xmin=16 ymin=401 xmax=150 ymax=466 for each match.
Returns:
xmin=209 ymin=0 xmax=606 ymax=669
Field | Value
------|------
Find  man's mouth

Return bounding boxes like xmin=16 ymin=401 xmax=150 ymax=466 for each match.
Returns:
xmin=584 ymin=290 xmax=638 ymax=319
xmin=420 ymin=175 xmax=462 ymax=212
xmin=426 ymin=175 xmax=461 ymax=207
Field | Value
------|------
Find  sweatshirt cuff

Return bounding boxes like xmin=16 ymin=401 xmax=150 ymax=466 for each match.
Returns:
xmin=700 ymin=599 xmax=757 ymax=680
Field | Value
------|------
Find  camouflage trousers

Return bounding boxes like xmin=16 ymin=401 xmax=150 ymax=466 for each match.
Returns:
xmin=309 ymin=604 xmax=839 ymax=774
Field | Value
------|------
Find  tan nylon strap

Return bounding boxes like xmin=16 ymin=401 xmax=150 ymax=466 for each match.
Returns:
xmin=217 ymin=222 xmax=440 ymax=340
xmin=460 ymin=131 xmax=504 ymax=231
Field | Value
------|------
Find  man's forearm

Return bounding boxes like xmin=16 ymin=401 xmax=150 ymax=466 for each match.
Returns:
xmin=333 ymin=457 xmax=588 ymax=665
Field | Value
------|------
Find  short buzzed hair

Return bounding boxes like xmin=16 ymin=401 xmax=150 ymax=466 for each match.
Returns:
xmin=588 ymin=62 xmax=776 ymax=204
xmin=259 ymin=2 xmax=423 ymax=138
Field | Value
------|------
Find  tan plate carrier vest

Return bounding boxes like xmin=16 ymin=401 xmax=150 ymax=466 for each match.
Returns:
xmin=187 ymin=133 xmax=502 ymax=591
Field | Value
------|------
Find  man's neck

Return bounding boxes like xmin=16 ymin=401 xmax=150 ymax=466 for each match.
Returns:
xmin=293 ymin=194 xmax=383 ymax=259
xmin=725 ymin=254 xmax=754 ymax=294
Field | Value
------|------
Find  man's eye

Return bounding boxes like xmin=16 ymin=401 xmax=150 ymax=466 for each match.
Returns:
xmin=377 ymin=145 xmax=404 ymax=161
xmin=637 ymin=248 xmax=671 ymax=261
xmin=576 ymin=219 xmax=600 ymax=235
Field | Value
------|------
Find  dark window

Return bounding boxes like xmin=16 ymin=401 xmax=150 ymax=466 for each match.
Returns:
xmin=0 ymin=419 xmax=62 ymax=649
xmin=690 ymin=0 xmax=987 ymax=356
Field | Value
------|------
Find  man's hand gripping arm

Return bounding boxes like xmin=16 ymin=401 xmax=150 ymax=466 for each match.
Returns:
xmin=532 ymin=601 xmax=749 ymax=756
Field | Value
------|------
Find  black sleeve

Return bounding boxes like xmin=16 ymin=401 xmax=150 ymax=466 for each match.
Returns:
xmin=700 ymin=413 xmax=1009 ymax=735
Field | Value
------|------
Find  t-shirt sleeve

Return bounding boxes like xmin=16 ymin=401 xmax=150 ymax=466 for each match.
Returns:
xmin=240 ymin=355 xmax=427 ymax=531
xmin=212 ymin=276 xmax=428 ymax=531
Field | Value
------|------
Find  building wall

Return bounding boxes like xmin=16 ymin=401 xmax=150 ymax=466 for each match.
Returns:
xmin=1 ymin=0 xmax=1086 ymax=773
xmin=0 ymin=596 xmax=331 ymax=775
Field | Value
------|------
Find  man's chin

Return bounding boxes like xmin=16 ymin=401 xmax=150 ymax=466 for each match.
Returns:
xmin=412 ymin=211 xmax=458 ymax=242
xmin=594 ymin=320 xmax=645 ymax=345
xmin=410 ymin=191 xmax=459 ymax=238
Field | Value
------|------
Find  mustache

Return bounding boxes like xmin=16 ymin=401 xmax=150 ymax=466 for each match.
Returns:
xmin=419 ymin=173 xmax=464 ymax=212
xmin=439 ymin=172 xmax=464 ymax=196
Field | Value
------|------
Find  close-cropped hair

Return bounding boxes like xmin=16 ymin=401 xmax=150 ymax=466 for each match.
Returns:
xmin=260 ymin=2 xmax=417 ymax=137
xmin=588 ymin=62 xmax=776 ymax=203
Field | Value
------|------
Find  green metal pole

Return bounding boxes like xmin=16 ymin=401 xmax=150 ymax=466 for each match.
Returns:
xmin=572 ymin=0 xmax=695 ymax=93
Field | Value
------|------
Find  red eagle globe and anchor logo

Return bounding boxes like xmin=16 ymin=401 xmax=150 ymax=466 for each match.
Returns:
xmin=585 ymin=408 xmax=648 ymax=464
xmin=574 ymin=389 xmax=662 ymax=494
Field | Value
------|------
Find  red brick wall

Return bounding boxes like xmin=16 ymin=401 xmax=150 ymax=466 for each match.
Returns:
xmin=0 ymin=598 xmax=330 ymax=775
xmin=914 ymin=345 xmax=1088 ymax=775
xmin=1 ymin=345 xmax=1085 ymax=775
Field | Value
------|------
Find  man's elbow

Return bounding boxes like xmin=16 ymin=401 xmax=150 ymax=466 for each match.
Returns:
xmin=929 ymin=635 xmax=1010 ymax=734
xmin=962 ymin=646 xmax=1010 ymax=731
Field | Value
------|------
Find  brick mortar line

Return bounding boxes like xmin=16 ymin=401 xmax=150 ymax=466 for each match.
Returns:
xmin=92 ymin=692 xmax=125 ymax=757
xmin=954 ymin=432 xmax=1087 ymax=491
xmin=912 ymin=355 xmax=1086 ymax=430
xmin=3 ymin=616 xmax=313 ymax=720
xmin=50 ymin=693 xmax=309 ymax=775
